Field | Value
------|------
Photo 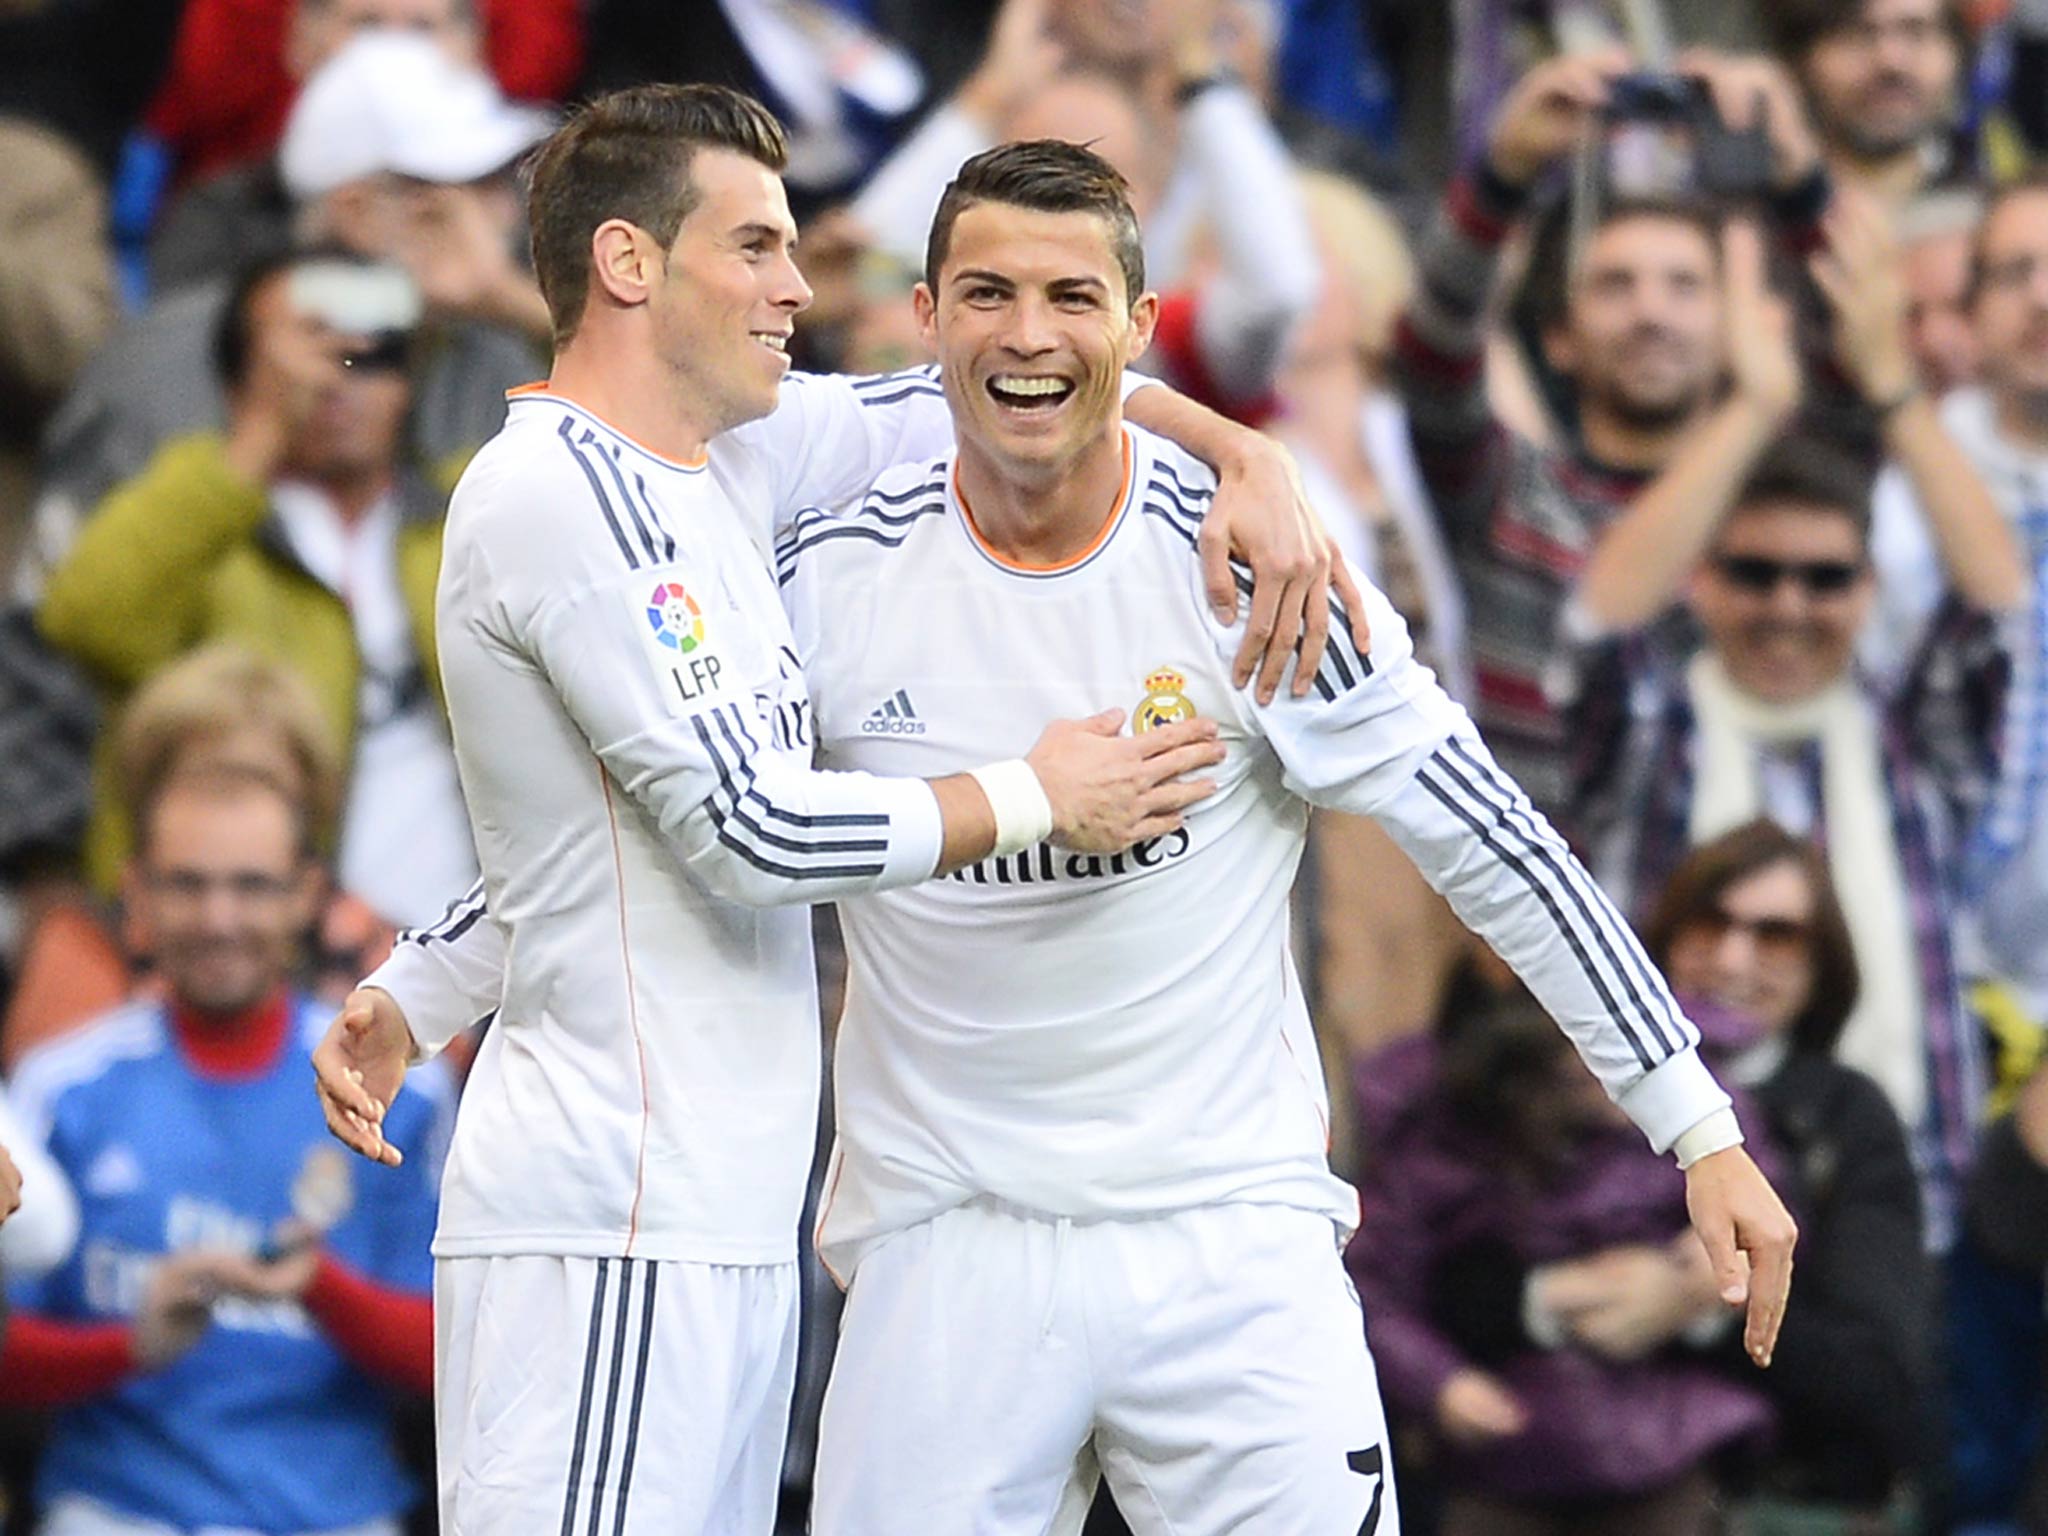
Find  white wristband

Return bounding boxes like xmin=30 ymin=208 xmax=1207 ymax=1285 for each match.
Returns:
xmin=1672 ymin=1107 xmax=1744 ymax=1170
xmin=968 ymin=759 xmax=1054 ymax=857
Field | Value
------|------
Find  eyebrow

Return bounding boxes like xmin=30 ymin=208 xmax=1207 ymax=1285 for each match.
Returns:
xmin=949 ymin=269 xmax=1111 ymax=294
xmin=731 ymin=221 xmax=795 ymax=248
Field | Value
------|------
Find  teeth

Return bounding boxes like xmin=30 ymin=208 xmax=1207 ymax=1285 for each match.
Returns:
xmin=990 ymin=376 xmax=1070 ymax=398
xmin=753 ymin=333 xmax=788 ymax=351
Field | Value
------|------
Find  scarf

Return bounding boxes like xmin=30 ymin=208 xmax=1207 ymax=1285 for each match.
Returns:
xmin=1686 ymin=652 xmax=1926 ymax=1125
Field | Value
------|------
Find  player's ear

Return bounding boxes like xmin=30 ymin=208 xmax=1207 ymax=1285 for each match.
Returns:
xmin=912 ymin=282 xmax=938 ymax=350
xmin=1124 ymin=290 xmax=1160 ymax=366
xmin=590 ymin=219 xmax=657 ymax=310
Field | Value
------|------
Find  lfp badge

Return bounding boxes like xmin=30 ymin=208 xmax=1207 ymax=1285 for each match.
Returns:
xmin=646 ymin=581 xmax=706 ymax=653
xmin=634 ymin=580 xmax=725 ymax=709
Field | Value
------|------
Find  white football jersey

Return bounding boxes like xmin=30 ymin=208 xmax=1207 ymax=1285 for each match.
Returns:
xmin=402 ymin=370 xmax=967 ymax=1266
xmin=777 ymin=426 xmax=1729 ymax=1278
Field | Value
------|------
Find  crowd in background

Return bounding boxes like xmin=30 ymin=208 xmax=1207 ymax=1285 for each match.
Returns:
xmin=2 ymin=0 xmax=2048 ymax=1532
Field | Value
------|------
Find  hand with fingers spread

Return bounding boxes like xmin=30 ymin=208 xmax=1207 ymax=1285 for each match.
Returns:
xmin=1026 ymin=711 xmax=1224 ymax=852
xmin=1485 ymin=48 xmax=1635 ymax=188
xmin=312 ymin=987 xmax=416 ymax=1168
xmin=1198 ymin=435 xmax=1371 ymax=705
xmin=1810 ymin=187 xmax=1918 ymax=406
xmin=1684 ymin=1144 xmax=1798 ymax=1366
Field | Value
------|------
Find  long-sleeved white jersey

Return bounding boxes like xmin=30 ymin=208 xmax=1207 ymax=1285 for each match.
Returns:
xmin=408 ymin=369 xmax=971 ymax=1266
xmin=380 ymin=422 xmax=1732 ymax=1279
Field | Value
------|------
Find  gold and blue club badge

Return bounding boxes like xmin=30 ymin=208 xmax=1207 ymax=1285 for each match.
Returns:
xmin=1132 ymin=666 xmax=1196 ymax=734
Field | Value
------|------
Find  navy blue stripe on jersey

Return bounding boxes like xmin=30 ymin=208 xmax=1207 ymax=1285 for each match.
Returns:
xmin=558 ymin=1258 xmax=613 ymax=1536
xmin=400 ymin=879 xmax=487 ymax=948
xmin=609 ymin=1263 xmax=659 ymax=1536
xmin=1415 ymin=749 xmax=1659 ymax=1072
xmin=851 ymin=382 xmax=946 ymax=408
xmin=850 ymin=364 xmax=940 ymax=392
xmin=1444 ymin=738 xmax=1687 ymax=1059
xmin=775 ymin=501 xmax=948 ymax=586
xmin=558 ymin=419 xmax=640 ymax=569
xmin=582 ymin=1260 xmax=638 ymax=1536
xmin=709 ymin=709 xmax=890 ymax=853
xmin=630 ymin=471 xmax=678 ymax=562
xmin=715 ymin=706 xmax=887 ymax=829
xmin=865 ymin=467 xmax=951 ymax=507
xmin=581 ymin=432 xmax=665 ymax=568
xmin=692 ymin=713 xmax=890 ymax=877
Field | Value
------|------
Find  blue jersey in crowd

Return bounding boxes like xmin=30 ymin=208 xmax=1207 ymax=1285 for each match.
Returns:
xmin=7 ymin=993 xmax=451 ymax=1533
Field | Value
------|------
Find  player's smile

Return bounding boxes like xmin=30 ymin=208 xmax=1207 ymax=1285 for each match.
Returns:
xmin=984 ymin=371 xmax=1077 ymax=416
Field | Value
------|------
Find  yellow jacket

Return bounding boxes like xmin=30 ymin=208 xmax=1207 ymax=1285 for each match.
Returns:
xmin=39 ymin=433 xmax=446 ymax=891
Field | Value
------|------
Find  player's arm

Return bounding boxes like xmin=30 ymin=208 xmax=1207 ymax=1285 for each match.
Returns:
xmin=1211 ymin=566 xmax=1797 ymax=1364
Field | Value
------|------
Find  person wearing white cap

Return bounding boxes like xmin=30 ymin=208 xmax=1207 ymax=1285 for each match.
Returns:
xmin=31 ymin=28 xmax=553 ymax=602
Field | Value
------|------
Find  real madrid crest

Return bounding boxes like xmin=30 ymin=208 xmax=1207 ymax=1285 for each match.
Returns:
xmin=1132 ymin=666 xmax=1197 ymax=734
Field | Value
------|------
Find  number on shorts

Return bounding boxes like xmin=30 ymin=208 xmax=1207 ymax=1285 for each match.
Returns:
xmin=1347 ymin=1444 xmax=1385 ymax=1536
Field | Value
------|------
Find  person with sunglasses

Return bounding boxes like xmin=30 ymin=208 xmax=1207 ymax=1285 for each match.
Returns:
xmin=1569 ymin=432 xmax=2001 ymax=1256
xmin=1647 ymin=819 xmax=1931 ymax=1533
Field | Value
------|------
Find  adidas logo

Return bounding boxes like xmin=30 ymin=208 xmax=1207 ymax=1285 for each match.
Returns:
xmin=860 ymin=688 xmax=926 ymax=736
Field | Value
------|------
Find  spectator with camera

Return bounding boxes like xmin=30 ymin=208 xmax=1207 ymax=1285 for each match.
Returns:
xmin=1394 ymin=48 xmax=1824 ymax=817
xmin=37 ymin=246 xmax=475 ymax=933
xmin=26 ymin=30 xmax=550 ymax=578
xmin=0 ymin=721 xmax=445 ymax=1536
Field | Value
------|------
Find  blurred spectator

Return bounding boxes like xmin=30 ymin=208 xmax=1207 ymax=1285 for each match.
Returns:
xmin=1870 ymin=178 xmax=2048 ymax=1030
xmin=849 ymin=0 xmax=1313 ymax=297
xmin=0 ymin=116 xmax=119 ymax=584
xmin=145 ymin=0 xmax=580 ymax=194
xmin=0 ymin=0 xmax=184 ymax=177
xmin=0 ymin=758 xmax=446 ymax=1536
xmin=1278 ymin=167 xmax=1471 ymax=1061
xmin=1346 ymin=973 xmax=1771 ymax=1536
xmin=581 ymin=0 xmax=924 ymax=217
xmin=1648 ymin=819 xmax=1931 ymax=1528
xmin=992 ymin=65 xmax=1317 ymax=422
xmin=1573 ymin=186 xmax=2019 ymax=661
xmin=0 ymin=1084 xmax=78 ymax=1280
xmin=1965 ymin=1055 xmax=2048 ymax=1532
xmin=1899 ymin=186 xmax=1987 ymax=394
xmin=37 ymin=248 xmax=476 ymax=930
xmin=1570 ymin=436 xmax=1997 ymax=1248
xmin=148 ymin=0 xmax=489 ymax=296
xmin=1767 ymin=0 xmax=1969 ymax=209
xmin=24 ymin=30 xmax=549 ymax=593
xmin=1394 ymin=49 xmax=1825 ymax=817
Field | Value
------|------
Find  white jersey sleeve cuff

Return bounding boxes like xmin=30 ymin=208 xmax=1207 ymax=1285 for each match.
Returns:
xmin=363 ymin=946 xmax=483 ymax=1066
xmin=1614 ymin=1047 xmax=1734 ymax=1156
xmin=874 ymin=773 xmax=947 ymax=882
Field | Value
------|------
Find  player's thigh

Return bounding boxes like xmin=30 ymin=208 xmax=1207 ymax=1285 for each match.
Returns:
xmin=812 ymin=1202 xmax=1099 ymax=1536
xmin=436 ymin=1254 xmax=797 ymax=1536
xmin=1094 ymin=1204 xmax=1399 ymax=1536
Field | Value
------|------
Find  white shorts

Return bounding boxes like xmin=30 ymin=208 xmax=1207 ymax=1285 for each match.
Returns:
xmin=434 ymin=1255 xmax=797 ymax=1536
xmin=812 ymin=1200 xmax=1398 ymax=1536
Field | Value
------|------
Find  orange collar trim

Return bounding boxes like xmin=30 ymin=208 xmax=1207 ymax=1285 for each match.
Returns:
xmin=953 ymin=431 xmax=1134 ymax=575
xmin=507 ymin=383 xmax=710 ymax=471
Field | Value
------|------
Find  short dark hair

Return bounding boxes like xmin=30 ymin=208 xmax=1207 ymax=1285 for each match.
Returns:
xmin=1725 ymin=434 xmax=1875 ymax=545
xmin=924 ymin=139 xmax=1146 ymax=305
xmin=524 ymin=84 xmax=789 ymax=346
xmin=1968 ymin=173 xmax=2048 ymax=306
xmin=1644 ymin=818 xmax=1861 ymax=1055
xmin=1767 ymin=0 xmax=1964 ymax=68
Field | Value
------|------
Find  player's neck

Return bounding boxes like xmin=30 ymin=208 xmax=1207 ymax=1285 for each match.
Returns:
xmin=1576 ymin=400 xmax=1698 ymax=474
xmin=548 ymin=341 xmax=716 ymax=465
xmin=954 ymin=426 xmax=1130 ymax=568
